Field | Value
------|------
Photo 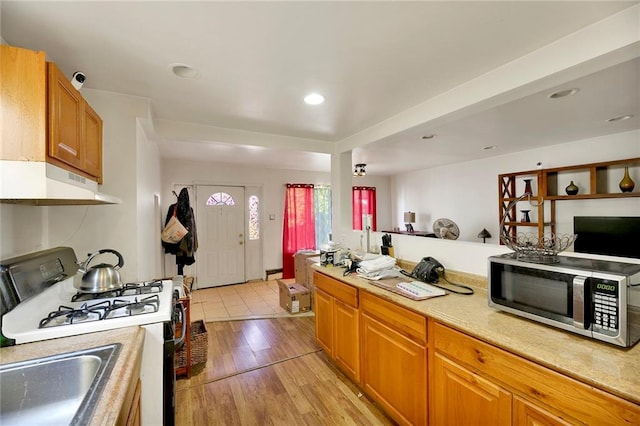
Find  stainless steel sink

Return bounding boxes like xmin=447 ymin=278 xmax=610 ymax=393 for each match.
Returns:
xmin=0 ymin=343 xmax=121 ymax=426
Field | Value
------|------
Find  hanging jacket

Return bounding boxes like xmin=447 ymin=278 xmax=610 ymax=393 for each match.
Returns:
xmin=162 ymin=188 xmax=198 ymax=265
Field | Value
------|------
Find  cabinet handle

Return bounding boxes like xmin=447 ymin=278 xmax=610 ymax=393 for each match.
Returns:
xmin=59 ymin=143 xmax=77 ymax=156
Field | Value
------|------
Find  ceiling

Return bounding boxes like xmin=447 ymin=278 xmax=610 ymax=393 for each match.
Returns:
xmin=2 ymin=1 xmax=638 ymax=175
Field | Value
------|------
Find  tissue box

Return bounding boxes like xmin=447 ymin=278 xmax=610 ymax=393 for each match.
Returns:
xmin=278 ymin=279 xmax=311 ymax=314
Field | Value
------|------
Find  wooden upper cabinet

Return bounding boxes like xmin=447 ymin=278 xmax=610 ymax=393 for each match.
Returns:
xmin=48 ymin=62 xmax=83 ymax=169
xmin=1 ymin=45 xmax=103 ymax=182
xmin=47 ymin=61 xmax=103 ymax=183
xmin=83 ymin=102 xmax=103 ymax=180
xmin=0 ymin=45 xmax=46 ymax=161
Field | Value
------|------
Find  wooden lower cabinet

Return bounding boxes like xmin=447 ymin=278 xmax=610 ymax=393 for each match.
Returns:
xmin=360 ymin=291 xmax=427 ymax=426
xmin=513 ymin=396 xmax=572 ymax=426
xmin=314 ymin=287 xmax=333 ymax=356
xmin=314 ymin=272 xmax=359 ymax=382
xmin=333 ymin=298 xmax=359 ymax=379
xmin=313 ymin=271 xmax=639 ymax=426
xmin=430 ymin=320 xmax=640 ymax=425
xmin=125 ymin=378 xmax=142 ymax=426
xmin=432 ymin=352 xmax=511 ymax=426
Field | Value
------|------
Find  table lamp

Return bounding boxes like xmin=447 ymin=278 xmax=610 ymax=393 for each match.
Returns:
xmin=404 ymin=211 xmax=415 ymax=233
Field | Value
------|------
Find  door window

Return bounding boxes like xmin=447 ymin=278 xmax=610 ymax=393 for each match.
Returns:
xmin=206 ymin=192 xmax=235 ymax=206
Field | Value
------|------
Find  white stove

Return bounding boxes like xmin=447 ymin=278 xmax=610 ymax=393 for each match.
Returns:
xmin=4 ymin=277 xmax=174 ymax=343
xmin=0 ymin=247 xmax=178 ymax=426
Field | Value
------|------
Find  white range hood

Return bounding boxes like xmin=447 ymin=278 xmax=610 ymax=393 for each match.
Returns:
xmin=0 ymin=160 xmax=121 ymax=205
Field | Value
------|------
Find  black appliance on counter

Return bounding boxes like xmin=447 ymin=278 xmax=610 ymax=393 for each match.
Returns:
xmin=574 ymin=216 xmax=640 ymax=259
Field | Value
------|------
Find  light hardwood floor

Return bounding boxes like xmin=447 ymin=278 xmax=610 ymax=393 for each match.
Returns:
xmin=176 ymin=283 xmax=395 ymax=425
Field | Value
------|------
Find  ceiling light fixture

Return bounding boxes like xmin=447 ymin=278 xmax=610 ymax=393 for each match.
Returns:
xmin=170 ymin=63 xmax=201 ymax=79
xmin=548 ymin=88 xmax=579 ymax=99
xmin=606 ymin=114 xmax=634 ymax=123
xmin=304 ymin=93 xmax=325 ymax=105
xmin=353 ymin=163 xmax=366 ymax=177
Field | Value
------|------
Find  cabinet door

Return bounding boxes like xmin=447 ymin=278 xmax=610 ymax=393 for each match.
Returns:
xmin=333 ymin=299 xmax=359 ymax=382
xmin=83 ymin=102 xmax=103 ymax=181
xmin=432 ymin=352 xmax=511 ymax=426
xmin=48 ymin=62 xmax=83 ymax=169
xmin=126 ymin=378 xmax=142 ymax=426
xmin=361 ymin=313 xmax=426 ymax=425
xmin=314 ymin=288 xmax=333 ymax=356
xmin=513 ymin=396 xmax=573 ymax=426
xmin=0 ymin=45 xmax=46 ymax=161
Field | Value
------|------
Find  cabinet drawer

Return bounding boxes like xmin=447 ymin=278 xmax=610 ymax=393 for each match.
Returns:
xmin=314 ymin=272 xmax=358 ymax=308
xmin=361 ymin=291 xmax=426 ymax=345
xmin=432 ymin=321 xmax=640 ymax=425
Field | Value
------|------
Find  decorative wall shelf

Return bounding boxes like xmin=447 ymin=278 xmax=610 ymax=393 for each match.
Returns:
xmin=498 ymin=157 xmax=639 ymax=244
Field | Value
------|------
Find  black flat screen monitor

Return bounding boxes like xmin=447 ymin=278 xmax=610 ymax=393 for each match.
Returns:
xmin=573 ymin=216 xmax=640 ymax=259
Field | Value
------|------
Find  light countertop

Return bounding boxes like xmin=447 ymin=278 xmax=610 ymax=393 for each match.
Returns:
xmin=313 ymin=264 xmax=640 ymax=405
xmin=0 ymin=326 xmax=145 ymax=426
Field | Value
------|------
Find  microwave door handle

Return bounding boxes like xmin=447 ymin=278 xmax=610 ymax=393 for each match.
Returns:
xmin=573 ymin=276 xmax=589 ymax=329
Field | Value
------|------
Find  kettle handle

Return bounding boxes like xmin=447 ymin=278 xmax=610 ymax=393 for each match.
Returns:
xmin=83 ymin=249 xmax=125 ymax=271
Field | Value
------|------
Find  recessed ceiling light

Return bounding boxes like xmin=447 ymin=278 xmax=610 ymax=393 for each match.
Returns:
xmin=170 ymin=63 xmax=201 ymax=79
xmin=483 ymin=145 xmax=497 ymax=150
xmin=606 ymin=114 xmax=634 ymax=123
xmin=304 ymin=93 xmax=325 ymax=105
xmin=421 ymin=134 xmax=436 ymax=140
xmin=548 ymin=88 xmax=579 ymax=99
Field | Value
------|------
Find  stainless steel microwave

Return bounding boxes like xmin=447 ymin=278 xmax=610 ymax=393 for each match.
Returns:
xmin=488 ymin=254 xmax=640 ymax=347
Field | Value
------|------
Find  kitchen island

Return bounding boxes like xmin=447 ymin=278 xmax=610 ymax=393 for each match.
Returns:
xmin=313 ymin=263 xmax=640 ymax=425
xmin=0 ymin=326 xmax=145 ymax=425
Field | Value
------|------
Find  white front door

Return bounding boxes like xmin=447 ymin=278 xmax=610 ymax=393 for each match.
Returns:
xmin=195 ymin=185 xmax=246 ymax=288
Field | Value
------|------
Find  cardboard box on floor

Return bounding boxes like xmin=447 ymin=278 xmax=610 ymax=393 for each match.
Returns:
xmin=278 ymin=278 xmax=311 ymax=314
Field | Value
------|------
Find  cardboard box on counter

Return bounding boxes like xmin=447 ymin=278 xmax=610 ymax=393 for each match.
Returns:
xmin=277 ymin=279 xmax=311 ymax=314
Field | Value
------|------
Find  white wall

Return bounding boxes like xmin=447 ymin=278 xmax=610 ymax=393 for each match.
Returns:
xmin=135 ymin=120 xmax=163 ymax=280
xmin=1 ymin=90 xmax=635 ymax=282
xmin=391 ymin=130 xmax=640 ymax=242
xmin=334 ymin=130 xmax=639 ymax=277
xmin=350 ymin=174 xmax=392 ymax=232
xmin=160 ymin=159 xmax=392 ymax=274
xmin=0 ymin=90 xmax=162 ymax=283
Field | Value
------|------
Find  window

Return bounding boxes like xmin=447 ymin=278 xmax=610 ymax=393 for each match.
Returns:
xmin=248 ymin=195 xmax=260 ymax=240
xmin=206 ymin=192 xmax=235 ymax=206
xmin=314 ymin=186 xmax=332 ymax=249
xmin=352 ymin=186 xmax=377 ymax=231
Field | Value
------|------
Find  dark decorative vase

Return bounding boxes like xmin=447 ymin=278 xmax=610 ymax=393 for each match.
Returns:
xmin=565 ymin=181 xmax=579 ymax=195
xmin=520 ymin=210 xmax=531 ymax=223
xmin=523 ymin=179 xmax=533 ymax=195
xmin=619 ymin=166 xmax=635 ymax=193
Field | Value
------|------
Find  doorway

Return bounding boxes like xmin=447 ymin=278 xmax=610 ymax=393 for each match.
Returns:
xmin=195 ymin=185 xmax=246 ymax=288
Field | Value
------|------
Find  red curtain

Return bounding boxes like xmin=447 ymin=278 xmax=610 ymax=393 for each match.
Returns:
xmin=282 ymin=184 xmax=316 ymax=279
xmin=352 ymin=186 xmax=377 ymax=231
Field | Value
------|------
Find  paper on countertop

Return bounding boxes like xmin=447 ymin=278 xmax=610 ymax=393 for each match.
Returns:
xmin=357 ymin=255 xmax=397 ymax=274
xmin=357 ymin=266 xmax=404 ymax=281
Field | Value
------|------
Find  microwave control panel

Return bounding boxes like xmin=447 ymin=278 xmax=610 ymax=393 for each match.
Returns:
xmin=592 ymin=279 xmax=619 ymax=333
